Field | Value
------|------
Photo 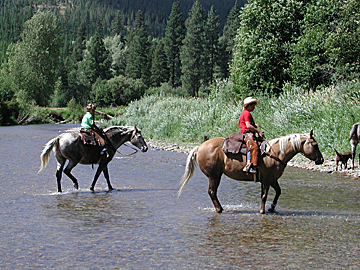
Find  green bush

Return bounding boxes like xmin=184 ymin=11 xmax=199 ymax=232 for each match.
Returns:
xmin=109 ymin=79 xmax=360 ymax=158
xmin=90 ymin=76 xmax=147 ymax=106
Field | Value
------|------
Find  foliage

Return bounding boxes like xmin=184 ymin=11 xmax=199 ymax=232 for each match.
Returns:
xmin=125 ymin=10 xmax=151 ymax=86
xmin=109 ymin=80 xmax=360 ymax=159
xmin=82 ymin=28 xmax=112 ymax=84
xmin=1 ymin=10 xmax=60 ymax=107
xmin=90 ymin=76 xmax=147 ymax=106
xmin=180 ymin=0 xmax=206 ymax=97
xmin=204 ymin=6 xmax=220 ymax=85
xmin=163 ymin=1 xmax=185 ymax=88
xmin=150 ymin=39 xmax=170 ymax=86
xmin=231 ymin=0 xmax=305 ymax=95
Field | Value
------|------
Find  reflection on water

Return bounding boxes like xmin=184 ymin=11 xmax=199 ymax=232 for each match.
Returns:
xmin=0 ymin=124 xmax=360 ymax=269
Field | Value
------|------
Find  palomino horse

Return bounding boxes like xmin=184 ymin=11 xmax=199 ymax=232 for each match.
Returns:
xmin=349 ymin=122 xmax=360 ymax=169
xmin=177 ymin=130 xmax=324 ymax=214
xmin=38 ymin=126 xmax=148 ymax=192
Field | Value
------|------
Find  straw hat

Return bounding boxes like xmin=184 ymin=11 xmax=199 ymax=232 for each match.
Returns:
xmin=86 ymin=104 xmax=96 ymax=112
xmin=243 ymin=97 xmax=259 ymax=109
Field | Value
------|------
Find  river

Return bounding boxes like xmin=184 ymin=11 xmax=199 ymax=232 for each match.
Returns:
xmin=0 ymin=124 xmax=359 ymax=269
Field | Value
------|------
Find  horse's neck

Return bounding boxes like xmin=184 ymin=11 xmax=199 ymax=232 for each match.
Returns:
xmin=271 ymin=139 xmax=304 ymax=164
xmin=109 ymin=129 xmax=133 ymax=149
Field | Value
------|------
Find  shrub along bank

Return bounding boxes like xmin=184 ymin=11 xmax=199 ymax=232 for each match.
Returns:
xmin=107 ymin=79 xmax=360 ymax=160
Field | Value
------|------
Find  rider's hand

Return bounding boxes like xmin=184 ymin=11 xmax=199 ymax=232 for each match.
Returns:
xmin=258 ymin=131 xmax=264 ymax=138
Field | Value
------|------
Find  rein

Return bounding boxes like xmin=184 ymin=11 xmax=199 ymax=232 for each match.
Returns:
xmin=116 ymin=143 xmax=139 ymax=156
xmin=263 ymin=137 xmax=287 ymax=166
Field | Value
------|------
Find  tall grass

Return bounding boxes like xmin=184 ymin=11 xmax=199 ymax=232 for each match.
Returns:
xmin=109 ymin=79 xmax=360 ymax=157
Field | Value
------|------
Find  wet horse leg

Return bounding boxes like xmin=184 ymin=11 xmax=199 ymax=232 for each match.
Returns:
xmin=102 ymin=165 xmax=113 ymax=191
xmin=268 ymin=181 xmax=281 ymax=213
xmin=260 ymin=183 xmax=270 ymax=214
xmin=63 ymin=159 xmax=80 ymax=190
xmin=55 ymin=154 xmax=66 ymax=193
xmin=350 ymin=140 xmax=357 ymax=170
xmin=208 ymin=174 xmax=223 ymax=213
xmin=90 ymin=162 xmax=113 ymax=191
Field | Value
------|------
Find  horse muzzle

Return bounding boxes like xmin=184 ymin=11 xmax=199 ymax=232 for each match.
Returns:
xmin=141 ymin=146 xmax=148 ymax=152
xmin=314 ymin=157 xmax=324 ymax=165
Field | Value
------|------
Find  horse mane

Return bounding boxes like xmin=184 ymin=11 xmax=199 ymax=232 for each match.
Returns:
xmin=267 ymin=133 xmax=307 ymax=155
xmin=104 ymin=126 xmax=135 ymax=135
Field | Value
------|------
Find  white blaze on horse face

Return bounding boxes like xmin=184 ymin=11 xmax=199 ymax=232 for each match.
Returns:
xmin=131 ymin=129 xmax=148 ymax=152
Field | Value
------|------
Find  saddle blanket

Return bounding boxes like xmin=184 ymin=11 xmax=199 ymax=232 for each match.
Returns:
xmin=80 ymin=129 xmax=97 ymax=146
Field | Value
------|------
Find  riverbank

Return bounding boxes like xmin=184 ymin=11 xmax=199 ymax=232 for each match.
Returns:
xmin=146 ymin=139 xmax=360 ymax=179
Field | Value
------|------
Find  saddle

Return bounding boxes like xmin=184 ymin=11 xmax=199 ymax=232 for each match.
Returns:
xmin=222 ymin=133 xmax=267 ymax=156
xmin=222 ymin=133 xmax=247 ymax=155
xmin=80 ymin=129 xmax=98 ymax=146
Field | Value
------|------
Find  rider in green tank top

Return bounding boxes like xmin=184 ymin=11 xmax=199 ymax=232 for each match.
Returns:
xmin=81 ymin=104 xmax=108 ymax=158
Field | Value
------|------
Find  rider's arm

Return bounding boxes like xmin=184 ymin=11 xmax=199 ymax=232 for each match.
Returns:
xmin=245 ymin=121 xmax=264 ymax=137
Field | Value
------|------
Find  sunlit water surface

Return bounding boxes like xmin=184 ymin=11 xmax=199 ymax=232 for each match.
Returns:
xmin=0 ymin=124 xmax=359 ymax=269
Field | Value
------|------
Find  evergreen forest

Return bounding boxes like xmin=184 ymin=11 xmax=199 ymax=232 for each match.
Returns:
xmin=0 ymin=0 xmax=360 ymax=128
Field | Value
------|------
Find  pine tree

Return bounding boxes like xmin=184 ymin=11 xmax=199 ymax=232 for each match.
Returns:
xmin=126 ymin=10 xmax=151 ymax=86
xmin=204 ymin=5 xmax=220 ymax=85
xmin=73 ymin=22 xmax=87 ymax=62
xmin=220 ymin=1 xmax=241 ymax=79
xmin=180 ymin=0 xmax=206 ymax=97
xmin=163 ymin=1 xmax=185 ymax=88
xmin=111 ymin=10 xmax=125 ymax=36
xmin=84 ymin=27 xmax=112 ymax=84
xmin=223 ymin=0 xmax=241 ymax=55
xmin=151 ymin=40 xmax=170 ymax=86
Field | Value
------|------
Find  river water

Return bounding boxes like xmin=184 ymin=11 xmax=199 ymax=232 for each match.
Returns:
xmin=0 ymin=124 xmax=359 ymax=269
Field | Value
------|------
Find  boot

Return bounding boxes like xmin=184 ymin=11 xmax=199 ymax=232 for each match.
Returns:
xmin=100 ymin=147 xmax=109 ymax=158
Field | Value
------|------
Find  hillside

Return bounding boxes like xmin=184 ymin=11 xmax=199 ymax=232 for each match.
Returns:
xmin=0 ymin=0 xmax=247 ymax=63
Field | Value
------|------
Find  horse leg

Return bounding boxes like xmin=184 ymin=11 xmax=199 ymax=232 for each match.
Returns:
xmin=268 ymin=181 xmax=281 ymax=213
xmin=90 ymin=163 xmax=111 ymax=191
xmin=350 ymin=141 xmax=357 ymax=169
xmin=55 ymin=160 xmax=65 ymax=193
xmin=208 ymin=174 xmax=223 ymax=213
xmin=260 ymin=184 xmax=270 ymax=214
xmin=55 ymin=153 xmax=66 ymax=193
xmin=63 ymin=160 xmax=80 ymax=190
xmin=102 ymin=165 xmax=113 ymax=191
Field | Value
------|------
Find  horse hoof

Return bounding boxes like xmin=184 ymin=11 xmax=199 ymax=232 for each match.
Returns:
xmin=268 ymin=208 xmax=275 ymax=213
xmin=260 ymin=210 xmax=265 ymax=214
xmin=216 ymin=208 xmax=223 ymax=213
xmin=108 ymin=186 xmax=114 ymax=191
xmin=90 ymin=187 xmax=94 ymax=192
xmin=74 ymin=184 xmax=79 ymax=190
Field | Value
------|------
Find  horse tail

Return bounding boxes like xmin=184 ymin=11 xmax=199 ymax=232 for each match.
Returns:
xmin=37 ymin=137 xmax=58 ymax=174
xmin=177 ymin=146 xmax=199 ymax=201
xmin=334 ymin=148 xmax=340 ymax=157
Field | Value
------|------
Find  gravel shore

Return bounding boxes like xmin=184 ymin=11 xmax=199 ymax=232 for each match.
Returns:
xmin=146 ymin=139 xmax=360 ymax=179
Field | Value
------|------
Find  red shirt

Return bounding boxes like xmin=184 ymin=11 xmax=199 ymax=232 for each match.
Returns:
xmin=239 ymin=110 xmax=255 ymax=133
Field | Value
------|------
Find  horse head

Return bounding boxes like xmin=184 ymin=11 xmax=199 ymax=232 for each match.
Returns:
xmin=130 ymin=125 xmax=148 ymax=152
xmin=302 ymin=130 xmax=324 ymax=165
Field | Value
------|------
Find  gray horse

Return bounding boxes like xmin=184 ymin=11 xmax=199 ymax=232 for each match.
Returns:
xmin=349 ymin=122 xmax=360 ymax=169
xmin=38 ymin=126 xmax=148 ymax=192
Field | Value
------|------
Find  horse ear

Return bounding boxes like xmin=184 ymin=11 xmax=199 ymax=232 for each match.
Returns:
xmin=310 ymin=129 xmax=314 ymax=138
xmin=134 ymin=125 xmax=138 ymax=132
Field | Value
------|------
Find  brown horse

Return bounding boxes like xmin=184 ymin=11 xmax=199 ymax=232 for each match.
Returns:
xmin=38 ymin=126 xmax=148 ymax=192
xmin=177 ymin=130 xmax=324 ymax=214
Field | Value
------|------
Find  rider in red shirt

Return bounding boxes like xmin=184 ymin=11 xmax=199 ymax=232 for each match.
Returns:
xmin=239 ymin=97 xmax=264 ymax=173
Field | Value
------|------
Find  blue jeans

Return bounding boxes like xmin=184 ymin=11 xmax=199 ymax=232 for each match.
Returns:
xmin=242 ymin=133 xmax=251 ymax=161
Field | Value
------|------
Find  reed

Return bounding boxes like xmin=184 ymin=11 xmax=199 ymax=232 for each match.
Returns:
xmin=109 ymin=80 xmax=360 ymax=157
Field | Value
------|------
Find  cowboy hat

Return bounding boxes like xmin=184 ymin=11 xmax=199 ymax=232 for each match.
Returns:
xmin=243 ymin=97 xmax=259 ymax=109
